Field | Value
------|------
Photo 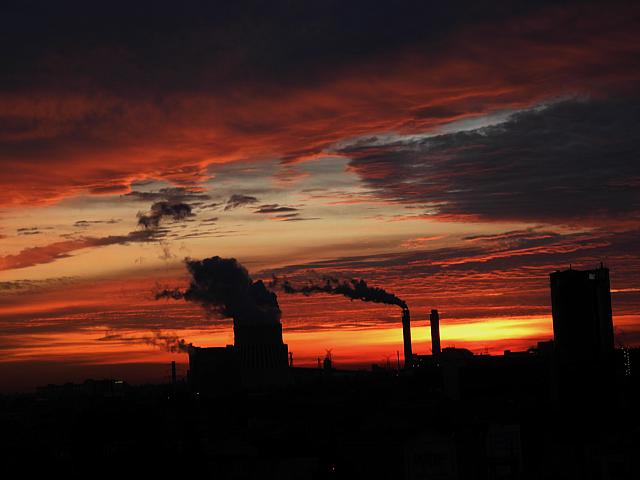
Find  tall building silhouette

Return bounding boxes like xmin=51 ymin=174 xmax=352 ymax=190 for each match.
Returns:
xmin=549 ymin=264 xmax=617 ymax=403
xmin=550 ymin=264 xmax=614 ymax=363
xmin=430 ymin=309 xmax=441 ymax=359
xmin=402 ymin=307 xmax=413 ymax=368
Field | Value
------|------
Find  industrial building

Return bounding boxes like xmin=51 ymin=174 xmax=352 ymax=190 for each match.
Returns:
xmin=188 ymin=321 xmax=289 ymax=393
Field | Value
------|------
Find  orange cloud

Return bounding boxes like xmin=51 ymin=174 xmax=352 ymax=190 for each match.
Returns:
xmin=1 ymin=3 xmax=638 ymax=207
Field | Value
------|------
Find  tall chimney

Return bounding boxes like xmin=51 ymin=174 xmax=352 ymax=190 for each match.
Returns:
xmin=402 ymin=307 xmax=413 ymax=368
xmin=171 ymin=360 xmax=177 ymax=386
xmin=430 ymin=309 xmax=441 ymax=358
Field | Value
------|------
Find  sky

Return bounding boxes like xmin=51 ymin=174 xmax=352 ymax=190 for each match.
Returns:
xmin=1 ymin=0 xmax=640 ymax=391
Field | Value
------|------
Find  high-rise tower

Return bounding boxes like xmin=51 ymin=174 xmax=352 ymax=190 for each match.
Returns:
xmin=430 ymin=309 xmax=441 ymax=359
xmin=550 ymin=264 xmax=614 ymax=363
xmin=402 ymin=307 xmax=413 ymax=368
xmin=549 ymin=264 xmax=615 ymax=401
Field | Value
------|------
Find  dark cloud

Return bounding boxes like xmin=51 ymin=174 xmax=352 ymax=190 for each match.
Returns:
xmin=200 ymin=202 xmax=223 ymax=210
xmin=137 ymin=201 xmax=194 ymax=229
xmin=0 ymin=0 xmax=556 ymax=94
xmin=171 ymin=230 xmax=238 ymax=241
xmin=463 ymin=228 xmax=561 ymax=247
xmin=224 ymin=194 xmax=258 ymax=211
xmin=279 ymin=215 xmax=320 ymax=222
xmin=254 ymin=204 xmax=298 ymax=214
xmin=0 ymin=277 xmax=77 ymax=292
xmin=124 ymin=187 xmax=210 ymax=203
xmin=251 ymin=204 xmax=320 ymax=221
xmin=73 ymin=219 xmax=121 ymax=227
xmin=16 ymin=227 xmax=41 ymax=235
xmin=345 ymin=98 xmax=640 ymax=225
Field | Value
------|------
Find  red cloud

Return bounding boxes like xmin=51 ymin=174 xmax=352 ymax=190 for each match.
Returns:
xmin=0 ymin=231 xmax=156 ymax=271
xmin=1 ymin=3 xmax=639 ymax=206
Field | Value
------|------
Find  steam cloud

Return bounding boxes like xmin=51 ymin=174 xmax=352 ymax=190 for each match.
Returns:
xmin=275 ymin=276 xmax=407 ymax=310
xmin=99 ymin=331 xmax=191 ymax=353
xmin=156 ymin=256 xmax=281 ymax=325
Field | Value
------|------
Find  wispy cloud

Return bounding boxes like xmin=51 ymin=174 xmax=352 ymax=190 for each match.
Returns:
xmin=254 ymin=204 xmax=299 ymax=214
xmin=224 ymin=194 xmax=259 ymax=210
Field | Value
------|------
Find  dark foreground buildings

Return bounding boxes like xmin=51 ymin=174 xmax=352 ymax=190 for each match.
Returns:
xmin=2 ymin=265 xmax=638 ymax=479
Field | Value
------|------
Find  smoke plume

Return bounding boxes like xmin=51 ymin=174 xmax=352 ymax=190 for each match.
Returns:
xmin=275 ymin=276 xmax=407 ymax=310
xmin=99 ymin=331 xmax=191 ymax=353
xmin=156 ymin=256 xmax=281 ymax=325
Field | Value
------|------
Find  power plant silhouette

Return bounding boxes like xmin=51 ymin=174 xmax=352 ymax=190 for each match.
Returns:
xmin=184 ymin=261 xmax=620 ymax=399
xmin=184 ymin=260 xmax=447 ymax=390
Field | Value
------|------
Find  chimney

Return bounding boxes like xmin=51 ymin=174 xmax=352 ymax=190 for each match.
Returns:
xmin=402 ymin=307 xmax=413 ymax=368
xmin=430 ymin=309 xmax=441 ymax=359
xmin=171 ymin=360 xmax=177 ymax=386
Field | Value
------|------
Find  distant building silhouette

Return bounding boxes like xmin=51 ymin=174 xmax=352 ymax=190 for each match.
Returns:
xmin=323 ymin=350 xmax=333 ymax=371
xmin=430 ymin=309 xmax=441 ymax=359
xmin=402 ymin=307 xmax=413 ymax=368
xmin=188 ymin=345 xmax=239 ymax=393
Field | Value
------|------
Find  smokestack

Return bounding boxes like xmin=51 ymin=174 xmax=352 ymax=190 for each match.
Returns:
xmin=275 ymin=275 xmax=411 ymax=367
xmin=171 ymin=360 xmax=177 ymax=386
xmin=430 ymin=309 xmax=441 ymax=359
xmin=402 ymin=307 xmax=412 ymax=368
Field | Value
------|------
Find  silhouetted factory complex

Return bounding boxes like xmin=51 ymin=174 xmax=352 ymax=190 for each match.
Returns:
xmin=5 ymin=265 xmax=639 ymax=479
xmin=188 ymin=264 xmax=621 ymax=395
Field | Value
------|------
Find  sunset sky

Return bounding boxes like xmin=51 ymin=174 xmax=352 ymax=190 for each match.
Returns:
xmin=2 ymin=0 xmax=640 ymax=391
